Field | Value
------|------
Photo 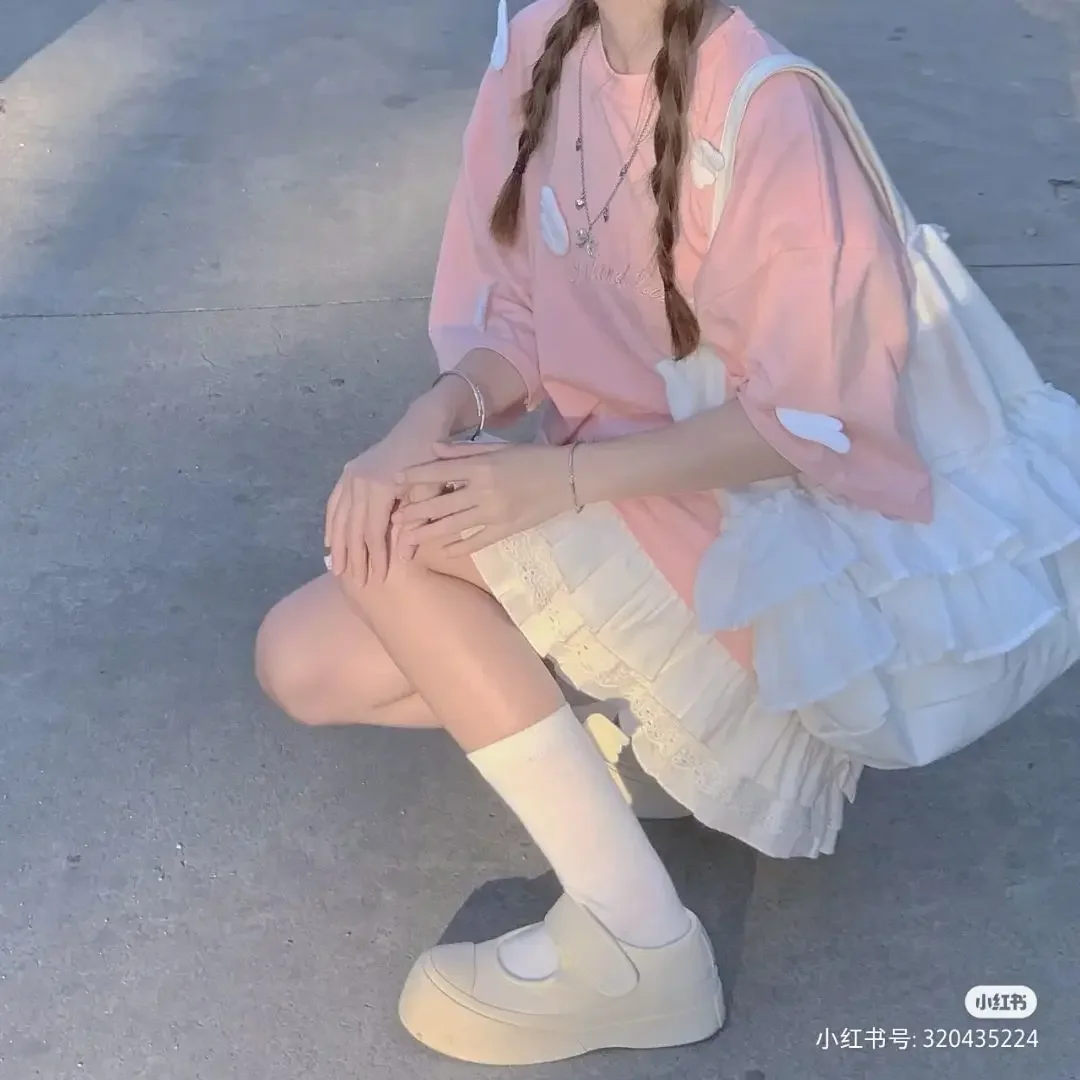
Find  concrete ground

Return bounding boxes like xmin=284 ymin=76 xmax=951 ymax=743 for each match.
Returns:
xmin=1 ymin=0 xmax=1078 ymax=1077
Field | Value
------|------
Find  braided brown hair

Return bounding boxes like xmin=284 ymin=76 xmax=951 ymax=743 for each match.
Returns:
xmin=651 ymin=0 xmax=708 ymax=356
xmin=490 ymin=0 xmax=708 ymax=359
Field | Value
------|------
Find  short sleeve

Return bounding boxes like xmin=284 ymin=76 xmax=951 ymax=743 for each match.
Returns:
xmin=428 ymin=59 xmax=545 ymax=411
xmin=695 ymin=74 xmax=932 ymax=521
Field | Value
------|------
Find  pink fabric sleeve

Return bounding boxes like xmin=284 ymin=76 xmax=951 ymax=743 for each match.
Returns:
xmin=428 ymin=62 xmax=545 ymax=412
xmin=695 ymin=74 xmax=932 ymax=522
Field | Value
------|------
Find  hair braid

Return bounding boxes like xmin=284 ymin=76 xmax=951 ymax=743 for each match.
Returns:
xmin=490 ymin=0 xmax=599 ymax=243
xmin=651 ymin=0 xmax=707 ymax=358
xmin=491 ymin=0 xmax=707 ymax=360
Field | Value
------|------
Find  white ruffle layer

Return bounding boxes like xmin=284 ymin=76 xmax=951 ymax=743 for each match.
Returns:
xmin=472 ymin=505 xmax=861 ymax=860
xmin=694 ymin=383 xmax=1080 ymax=768
xmin=471 ymin=377 xmax=1080 ymax=855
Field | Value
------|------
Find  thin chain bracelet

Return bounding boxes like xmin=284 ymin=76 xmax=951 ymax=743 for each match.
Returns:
xmin=432 ymin=369 xmax=485 ymax=441
xmin=567 ymin=441 xmax=583 ymax=513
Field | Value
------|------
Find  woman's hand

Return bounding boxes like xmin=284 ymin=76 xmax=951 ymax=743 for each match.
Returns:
xmin=324 ymin=410 xmax=450 ymax=586
xmin=393 ymin=441 xmax=576 ymax=556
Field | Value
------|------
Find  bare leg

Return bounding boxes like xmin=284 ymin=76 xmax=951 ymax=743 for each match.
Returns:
xmin=256 ymin=547 xmax=562 ymax=743
xmin=341 ymin=540 xmax=713 ymax=1060
xmin=337 ymin=543 xmax=564 ymax=752
xmin=256 ymin=564 xmax=576 ymax=733
xmin=258 ymin=542 xmax=696 ymax=1007
xmin=255 ymin=561 xmax=688 ymax=817
xmin=256 ymin=573 xmax=438 ymax=728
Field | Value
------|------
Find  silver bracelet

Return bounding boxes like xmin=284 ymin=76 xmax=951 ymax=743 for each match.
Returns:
xmin=433 ymin=369 xmax=485 ymax=441
xmin=568 ymin=441 xmax=583 ymax=513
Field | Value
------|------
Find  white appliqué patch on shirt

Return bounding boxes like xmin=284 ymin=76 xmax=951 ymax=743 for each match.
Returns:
xmin=690 ymin=139 xmax=726 ymax=189
xmin=539 ymin=186 xmax=570 ymax=257
xmin=473 ymin=282 xmax=493 ymax=329
xmin=656 ymin=347 xmax=729 ymax=421
xmin=490 ymin=0 xmax=509 ymax=70
xmin=775 ymin=408 xmax=852 ymax=454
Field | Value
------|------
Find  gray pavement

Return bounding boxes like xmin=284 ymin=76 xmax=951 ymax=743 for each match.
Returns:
xmin=1 ymin=1 xmax=1078 ymax=1078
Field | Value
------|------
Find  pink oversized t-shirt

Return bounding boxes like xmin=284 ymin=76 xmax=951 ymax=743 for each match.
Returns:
xmin=429 ymin=2 xmax=932 ymax=667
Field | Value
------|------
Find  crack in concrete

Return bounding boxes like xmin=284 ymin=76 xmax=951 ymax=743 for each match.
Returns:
xmin=1 ymin=266 xmax=1077 ymax=321
xmin=0 ymin=295 xmax=433 ymax=320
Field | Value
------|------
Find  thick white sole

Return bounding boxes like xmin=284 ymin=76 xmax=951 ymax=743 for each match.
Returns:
xmin=399 ymin=956 xmax=724 ymax=1066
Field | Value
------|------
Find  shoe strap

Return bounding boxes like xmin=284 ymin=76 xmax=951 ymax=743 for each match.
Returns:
xmin=544 ymin=896 xmax=639 ymax=998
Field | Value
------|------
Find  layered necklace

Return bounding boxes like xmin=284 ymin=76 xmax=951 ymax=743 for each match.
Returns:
xmin=573 ymin=29 xmax=658 ymax=257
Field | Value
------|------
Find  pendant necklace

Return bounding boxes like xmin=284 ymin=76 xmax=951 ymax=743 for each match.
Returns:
xmin=574 ymin=29 xmax=657 ymax=257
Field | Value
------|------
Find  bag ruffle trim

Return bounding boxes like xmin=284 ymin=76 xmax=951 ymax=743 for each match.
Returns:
xmin=693 ymin=384 xmax=1080 ymax=713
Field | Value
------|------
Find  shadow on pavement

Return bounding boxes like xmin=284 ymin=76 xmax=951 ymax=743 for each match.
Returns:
xmin=0 ymin=0 xmax=104 ymax=84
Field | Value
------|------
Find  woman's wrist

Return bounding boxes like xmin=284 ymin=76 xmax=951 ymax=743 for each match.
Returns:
xmin=565 ymin=440 xmax=614 ymax=506
xmin=404 ymin=379 xmax=473 ymax=438
xmin=566 ymin=442 xmax=584 ymax=513
xmin=567 ymin=436 xmax=684 ymax=505
xmin=560 ymin=403 xmax=801 ymax=506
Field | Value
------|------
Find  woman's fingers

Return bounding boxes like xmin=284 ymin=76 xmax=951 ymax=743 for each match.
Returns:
xmin=395 ymin=481 xmax=441 ymax=562
xmin=440 ymin=524 xmax=498 ymax=558
xmin=388 ymin=512 xmax=406 ymax=564
xmin=394 ymin=487 xmax=475 ymax=525
xmin=401 ymin=508 xmax=485 ymax=546
xmin=364 ymin=489 xmax=395 ymax=584
xmin=396 ymin=459 xmax=467 ymax=490
xmin=325 ymin=480 xmax=344 ymax=549
xmin=345 ymin=481 xmax=371 ymax=586
xmin=328 ymin=484 xmax=351 ymax=577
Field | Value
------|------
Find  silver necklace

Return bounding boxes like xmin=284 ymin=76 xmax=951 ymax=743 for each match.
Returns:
xmin=574 ymin=30 xmax=656 ymax=257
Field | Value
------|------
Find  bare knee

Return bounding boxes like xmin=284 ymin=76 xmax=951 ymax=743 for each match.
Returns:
xmin=255 ymin=575 xmax=420 ymax=727
xmin=254 ymin=596 xmax=336 ymax=726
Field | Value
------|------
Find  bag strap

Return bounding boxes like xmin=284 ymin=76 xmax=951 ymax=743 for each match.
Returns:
xmin=712 ymin=54 xmax=917 ymax=242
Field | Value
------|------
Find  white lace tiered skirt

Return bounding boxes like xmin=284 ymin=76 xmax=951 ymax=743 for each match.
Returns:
xmin=472 ymin=503 xmax=862 ymax=860
xmin=472 ymin=384 xmax=1080 ymax=860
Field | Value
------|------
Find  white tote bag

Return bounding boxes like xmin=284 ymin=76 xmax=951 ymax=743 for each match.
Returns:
xmin=659 ymin=55 xmax=1080 ymax=769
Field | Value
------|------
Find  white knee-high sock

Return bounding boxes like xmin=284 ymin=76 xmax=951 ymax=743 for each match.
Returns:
xmin=468 ymin=703 xmax=690 ymax=979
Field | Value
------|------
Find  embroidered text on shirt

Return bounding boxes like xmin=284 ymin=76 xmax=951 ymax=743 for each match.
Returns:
xmin=569 ymin=258 xmax=664 ymax=300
